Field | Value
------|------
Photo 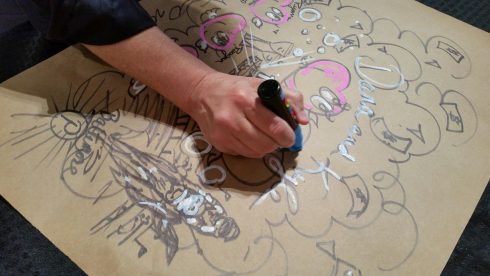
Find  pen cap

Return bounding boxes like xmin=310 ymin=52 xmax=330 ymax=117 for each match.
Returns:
xmin=258 ymin=79 xmax=283 ymax=101
xmin=257 ymin=79 xmax=298 ymax=129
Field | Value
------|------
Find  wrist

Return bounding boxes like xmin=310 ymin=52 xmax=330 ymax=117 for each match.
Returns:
xmin=184 ymin=70 xmax=223 ymax=118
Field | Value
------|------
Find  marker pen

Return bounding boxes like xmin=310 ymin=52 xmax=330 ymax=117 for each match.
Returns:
xmin=257 ymin=79 xmax=303 ymax=151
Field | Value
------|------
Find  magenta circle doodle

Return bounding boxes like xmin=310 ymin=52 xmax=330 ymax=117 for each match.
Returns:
xmin=199 ymin=13 xmax=247 ymax=51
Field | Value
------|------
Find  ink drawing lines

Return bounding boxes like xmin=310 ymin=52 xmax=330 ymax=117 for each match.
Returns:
xmin=0 ymin=0 xmax=481 ymax=274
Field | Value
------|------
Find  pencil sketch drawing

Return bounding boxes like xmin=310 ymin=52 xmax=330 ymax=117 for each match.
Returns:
xmin=0 ymin=0 xmax=478 ymax=274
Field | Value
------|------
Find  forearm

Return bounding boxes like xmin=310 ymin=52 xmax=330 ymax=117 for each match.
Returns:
xmin=83 ymin=26 xmax=214 ymax=114
xmin=84 ymin=26 xmax=307 ymax=158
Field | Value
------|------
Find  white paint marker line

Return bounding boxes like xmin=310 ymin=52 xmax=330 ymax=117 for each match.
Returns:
xmin=172 ymin=189 xmax=188 ymax=205
xmin=251 ymin=190 xmax=273 ymax=208
xmin=249 ymin=26 xmax=256 ymax=63
xmin=240 ymin=30 xmax=251 ymax=66
xmin=137 ymin=167 xmax=148 ymax=180
xmin=267 ymin=51 xmax=316 ymax=65
xmin=261 ymin=58 xmax=315 ymax=69
xmin=214 ymin=205 xmax=223 ymax=214
xmin=149 ymin=167 xmax=158 ymax=174
xmin=201 ymin=226 xmax=215 ymax=233
xmin=321 ymin=171 xmax=330 ymax=192
xmin=139 ymin=201 xmax=168 ymax=215
xmin=230 ymin=56 xmax=239 ymax=75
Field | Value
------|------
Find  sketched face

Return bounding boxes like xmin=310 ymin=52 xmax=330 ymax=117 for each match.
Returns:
xmin=199 ymin=13 xmax=247 ymax=51
xmin=201 ymin=7 xmax=221 ymax=21
xmin=249 ymin=0 xmax=292 ymax=25
xmin=211 ymin=30 xmax=229 ymax=47
xmin=284 ymin=60 xmax=351 ymax=119
xmin=2 ymin=1 xmax=480 ymax=274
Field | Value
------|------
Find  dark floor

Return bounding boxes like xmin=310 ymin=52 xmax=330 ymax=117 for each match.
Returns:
xmin=0 ymin=1 xmax=489 ymax=275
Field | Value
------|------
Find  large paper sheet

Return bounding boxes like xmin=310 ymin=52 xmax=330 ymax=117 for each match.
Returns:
xmin=1 ymin=0 xmax=489 ymax=275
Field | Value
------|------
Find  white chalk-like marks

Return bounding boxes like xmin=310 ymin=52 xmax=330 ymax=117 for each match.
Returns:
xmin=173 ymin=189 xmax=188 ymax=205
xmin=261 ymin=58 xmax=315 ymax=69
xmin=214 ymin=204 xmax=223 ymax=214
xmin=299 ymin=7 xmax=322 ymax=22
xmin=149 ymin=167 xmax=158 ymax=174
xmin=293 ymin=48 xmax=305 ymax=57
xmin=139 ymin=201 xmax=168 ymax=215
xmin=296 ymin=157 xmax=342 ymax=193
xmin=137 ymin=166 xmax=148 ymax=180
xmin=323 ymin=32 xmax=341 ymax=47
xmin=354 ymin=79 xmax=376 ymax=121
xmin=355 ymin=56 xmax=405 ymax=90
xmin=173 ymin=189 xmax=205 ymax=216
xmin=201 ymin=225 xmax=216 ymax=233
xmin=181 ymin=131 xmax=212 ymax=157
xmin=251 ymin=155 xmax=303 ymax=213
xmin=198 ymin=165 xmax=227 ymax=185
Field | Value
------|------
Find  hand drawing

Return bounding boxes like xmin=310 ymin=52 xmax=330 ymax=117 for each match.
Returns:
xmin=250 ymin=0 xmax=293 ymax=26
xmin=2 ymin=70 xmax=242 ymax=265
xmin=199 ymin=13 xmax=248 ymax=51
xmin=284 ymin=59 xmax=351 ymax=120
xmin=316 ymin=240 xmax=362 ymax=276
xmin=409 ymin=82 xmax=479 ymax=147
xmin=0 ymin=0 xmax=481 ymax=274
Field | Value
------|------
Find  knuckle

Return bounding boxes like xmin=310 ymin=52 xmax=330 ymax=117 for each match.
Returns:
xmin=234 ymin=89 xmax=256 ymax=108
xmin=214 ymin=113 xmax=233 ymax=129
xmin=232 ymin=89 xmax=249 ymax=104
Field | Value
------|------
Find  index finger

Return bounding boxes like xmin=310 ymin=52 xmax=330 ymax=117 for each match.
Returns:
xmin=244 ymin=98 xmax=296 ymax=148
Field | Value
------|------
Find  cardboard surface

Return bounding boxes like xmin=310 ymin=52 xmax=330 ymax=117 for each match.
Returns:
xmin=1 ymin=0 xmax=489 ymax=274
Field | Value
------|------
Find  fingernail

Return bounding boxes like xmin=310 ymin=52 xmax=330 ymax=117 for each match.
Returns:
xmin=304 ymin=103 xmax=313 ymax=110
xmin=298 ymin=110 xmax=308 ymax=123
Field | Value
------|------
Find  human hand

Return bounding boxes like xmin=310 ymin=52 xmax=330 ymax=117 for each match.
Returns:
xmin=187 ymin=72 xmax=309 ymax=158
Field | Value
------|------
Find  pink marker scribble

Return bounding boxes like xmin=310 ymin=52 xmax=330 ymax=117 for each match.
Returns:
xmin=286 ymin=60 xmax=351 ymax=115
xmin=250 ymin=0 xmax=293 ymax=26
xmin=199 ymin=14 xmax=247 ymax=51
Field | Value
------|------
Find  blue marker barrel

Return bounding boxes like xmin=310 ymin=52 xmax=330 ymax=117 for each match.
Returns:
xmin=257 ymin=79 xmax=303 ymax=151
